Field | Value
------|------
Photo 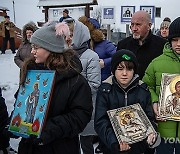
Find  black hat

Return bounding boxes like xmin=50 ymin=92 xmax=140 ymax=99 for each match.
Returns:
xmin=168 ymin=17 xmax=180 ymax=42
xmin=4 ymin=15 xmax=10 ymax=19
xmin=63 ymin=9 xmax=69 ymax=14
xmin=111 ymin=49 xmax=138 ymax=75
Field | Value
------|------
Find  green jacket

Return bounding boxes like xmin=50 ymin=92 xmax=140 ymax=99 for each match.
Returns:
xmin=143 ymin=43 xmax=180 ymax=139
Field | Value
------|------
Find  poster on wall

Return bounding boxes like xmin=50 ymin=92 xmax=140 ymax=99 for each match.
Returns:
xmin=9 ymin=70 xmax=56 ymax=138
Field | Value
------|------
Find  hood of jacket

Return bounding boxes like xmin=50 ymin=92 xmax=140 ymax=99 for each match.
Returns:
xmin=103 ymin=74 xmax=147 ymax=92
xmin=22 ymin=22 xmax=38 ymax=44
xmin=163 ymin=42 xmax=180 ymax=62
xmin=72 ymin=20 xmax=90 ymax=55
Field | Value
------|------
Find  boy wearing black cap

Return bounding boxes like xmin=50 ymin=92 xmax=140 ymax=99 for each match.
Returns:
xmin=143 ymin=17 xmax=180 ymax=154
xmin=95 ymin=49 xmax=157 ymax=154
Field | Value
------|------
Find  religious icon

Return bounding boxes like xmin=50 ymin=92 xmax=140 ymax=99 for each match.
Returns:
xmin=158 ymin=73 xmax=180 ymax=121
xmin=9 ymin=70 xmax=56 ymax=138
xmin=107 ymin=103 xmax=156 ymax=144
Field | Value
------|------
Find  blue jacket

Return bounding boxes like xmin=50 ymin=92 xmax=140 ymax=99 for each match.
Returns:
xmin=59 ymin=15 xmax=71 ymax=22
xmin=94 ymin=40 xmax=116 ymax=81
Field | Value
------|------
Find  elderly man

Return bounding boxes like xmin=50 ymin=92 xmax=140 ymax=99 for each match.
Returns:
xmin=117 ymin=11 xmax=167 ymax=79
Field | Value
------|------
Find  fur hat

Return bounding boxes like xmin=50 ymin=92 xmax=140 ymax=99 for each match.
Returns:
xmin=160 ymin=21 xmax=170 ymax=29
xmin=22 ymin=21 xmax=38 ymax=43
xmin=30 ymin=22 xmax=70 ymax=53
xmin=111 ymin=49 xmax=138 ymax=75
xmin=168 ymin=17 xmax=180 ymax=42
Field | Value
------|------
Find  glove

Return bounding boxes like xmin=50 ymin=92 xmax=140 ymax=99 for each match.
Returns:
xmin=2 ymin=128 xmax=19 ymax=139
xmin=25 ymin=134 xmax=44 ymax=146
xmin=111 ymin=143 xmax=120 ymax=152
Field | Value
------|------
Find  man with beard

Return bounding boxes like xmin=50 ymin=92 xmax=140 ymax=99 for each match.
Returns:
xmin=117 ymin=11 xmax=167 ymax=79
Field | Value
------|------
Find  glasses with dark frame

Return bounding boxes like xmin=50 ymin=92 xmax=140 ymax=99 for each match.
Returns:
xmin=31 ymin=44 xmax=41 ymax=50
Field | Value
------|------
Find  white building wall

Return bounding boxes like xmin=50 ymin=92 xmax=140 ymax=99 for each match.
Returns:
xmin=94 ymin=0 xmax=180 ymax=32
xmin=48 ymin=7 xmax=86 ymax=22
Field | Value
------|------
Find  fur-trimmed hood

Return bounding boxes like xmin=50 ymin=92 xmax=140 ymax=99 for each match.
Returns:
xmin=22 ymin=21 xmax=38 ymax=44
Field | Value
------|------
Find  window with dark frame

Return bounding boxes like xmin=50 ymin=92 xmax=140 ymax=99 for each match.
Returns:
xmin=155 ymin=7 xmax=161 ymax=18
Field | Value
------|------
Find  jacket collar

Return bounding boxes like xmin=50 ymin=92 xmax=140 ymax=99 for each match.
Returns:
xmin=103 ymin=74 xmax=141 ymax=92
xmin=163 ymin=43 xmax=180 ymax=62
xmin=131 ymin=30 xmax=153 ymax=46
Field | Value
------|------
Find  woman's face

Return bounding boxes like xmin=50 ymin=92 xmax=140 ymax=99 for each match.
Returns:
xmin=160 ymin=27 xmax=169 ymax=38
xmin=26 ymin=30 xmax=33 ymax=40
xmin=31 ymin=44 xmax=50 ymax=63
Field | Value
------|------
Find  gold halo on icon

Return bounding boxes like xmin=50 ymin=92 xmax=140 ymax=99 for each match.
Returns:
xmin=119 ymin=110 xmax=134 ymax=126
xmin=118 ymin=110 xmax=134 ymax=119
xmin=169 ymin=76 xmax=180 ymax=93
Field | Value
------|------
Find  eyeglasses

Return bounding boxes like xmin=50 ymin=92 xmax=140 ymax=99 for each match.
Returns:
xmin=31 ymin=44 xmax=40 ymax=50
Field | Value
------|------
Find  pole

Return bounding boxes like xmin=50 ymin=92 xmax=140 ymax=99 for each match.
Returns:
xmin=126 ymin=24 xmax=130 ymax=37
xmin=12 ymin=0 xmax=16 ymax=23
xmin=107 ymin=24 xmax=111 ymax=41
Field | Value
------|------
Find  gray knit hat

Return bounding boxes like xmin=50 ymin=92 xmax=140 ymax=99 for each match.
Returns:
xmin=30 ymin=22 xmax=70 ymax=53
xmin=160 ymin=21 xmax=170 ymax=29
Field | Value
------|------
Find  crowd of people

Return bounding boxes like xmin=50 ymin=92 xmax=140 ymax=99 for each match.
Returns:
xmin=0 ymin=9 xmax=179 ymax=154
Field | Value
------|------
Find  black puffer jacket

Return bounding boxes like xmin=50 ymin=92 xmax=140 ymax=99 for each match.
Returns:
xmin=18 ymin=60 xmax=93 ymax=154
xmin=94 ymin=75 xmax=156 ymax=154
xmin=0 ymin=87 xmax=9 ymax=150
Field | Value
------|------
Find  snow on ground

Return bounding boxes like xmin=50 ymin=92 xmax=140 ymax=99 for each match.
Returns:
xmin=0 ymin=50 xmax=21 ymax=151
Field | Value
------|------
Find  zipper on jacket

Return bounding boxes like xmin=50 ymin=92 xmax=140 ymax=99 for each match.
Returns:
xmin=114 ymin=79 xmax=138 ymax=107
xmin=125 ymin=92 xmax=128 ymax=106
xmin=176 ymin=122 xmax=179 ymax=138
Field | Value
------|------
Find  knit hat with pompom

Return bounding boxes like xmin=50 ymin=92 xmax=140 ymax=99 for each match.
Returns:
xmin=31 ymin=22 xmax=70 ymax=53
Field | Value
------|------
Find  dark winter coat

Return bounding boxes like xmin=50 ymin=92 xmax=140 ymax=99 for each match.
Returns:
xmin=0 ymin=87 xmax=9 ymax=150
xmin=94 ymin=40 xmax=116 ymax=81
xmin=14 ymin=22 xmax=38 ymax=68
xmin=117 ymin=31 xmax=167 ymax=79
xmin=94 ymin=75 xmax=156 ymax=154
xmin=18 ymin=59 xmax=93 ymax=154
xmin=59 ymin=15 xmax=71 ymax=22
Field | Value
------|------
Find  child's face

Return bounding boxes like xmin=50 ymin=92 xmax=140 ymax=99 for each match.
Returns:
xmin=171 ymin=37 xmax=180 ymax=54
xmin=115 ymin=61 xmax=134 ymax=87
